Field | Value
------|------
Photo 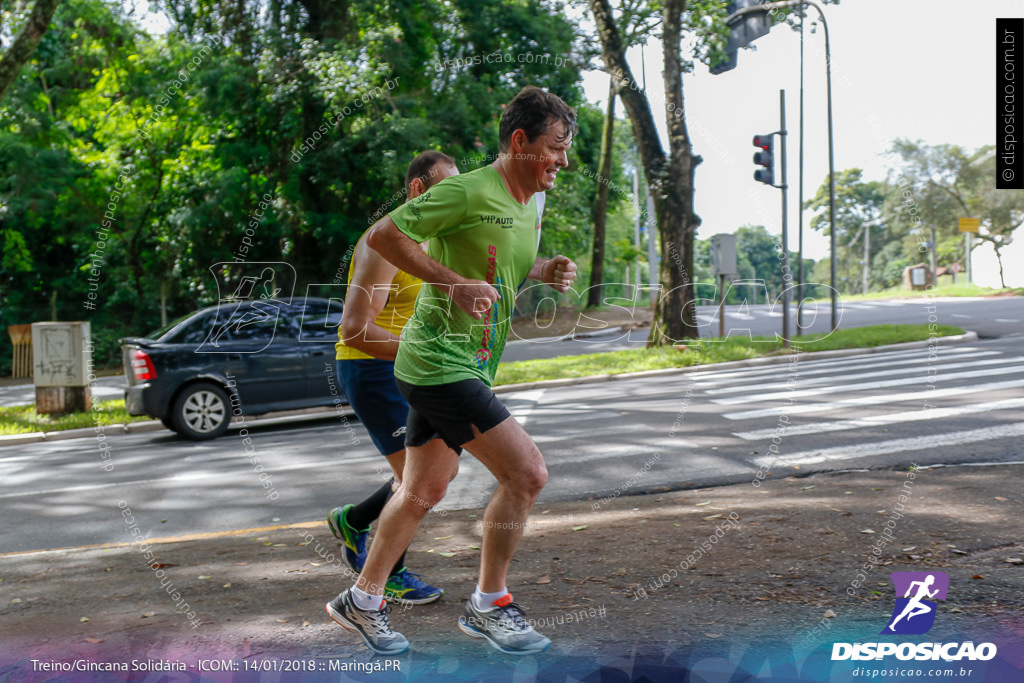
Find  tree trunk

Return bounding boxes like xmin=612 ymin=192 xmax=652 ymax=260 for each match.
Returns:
xmin=587 ymin=80 xmax=616 ymax=309
xmin=650 ymin=0 xmax=700 ymax=345
xmin=0 ymin=0 xmax=61 ymax=102
xmin=587 ymin=0 xmax=699 ymax=344
xmin=994 ymin=245 xmax=1006 ymax=288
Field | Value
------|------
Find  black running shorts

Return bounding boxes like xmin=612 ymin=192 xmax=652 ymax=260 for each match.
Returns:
xmin=395 ymin=378 xmax=511 ymax=454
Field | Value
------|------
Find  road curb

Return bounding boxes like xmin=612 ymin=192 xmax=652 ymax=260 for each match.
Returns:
xmin=505 ymin=324 xmax=631 ymax=345
xmin=0 ymin=407 xmax=350 ymax=449
xmin=493 ymin=331 xmax=979 ymax=394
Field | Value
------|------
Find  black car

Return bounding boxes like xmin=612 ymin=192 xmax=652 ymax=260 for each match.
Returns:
xmin=122 ymin=297 xmax=345 ymax=440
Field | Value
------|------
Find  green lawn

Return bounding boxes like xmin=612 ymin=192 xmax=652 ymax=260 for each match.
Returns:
xmin=836 ymin=283 xmax=1022 ymax=302
xmin=494 ymin=324 xmax=964 ymax=386
xmin=0 ymin=400 xmax=150 ymax=436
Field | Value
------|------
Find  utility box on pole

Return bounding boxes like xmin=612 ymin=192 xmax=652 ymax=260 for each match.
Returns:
xmin=710 ymin=234 xmax=738 ymax=338
xmin=710 ymin=234 xmax=738 ymax=276
xmin=32 ymin=322 xmax=92 ymax=415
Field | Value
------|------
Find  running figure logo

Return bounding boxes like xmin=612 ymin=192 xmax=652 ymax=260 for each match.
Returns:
xmin=881 ymin=571 xmax=949 ymax=635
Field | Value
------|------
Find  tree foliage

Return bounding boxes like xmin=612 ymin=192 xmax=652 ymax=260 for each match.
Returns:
xmin=0 ymin=0 xmax=598 ymax=373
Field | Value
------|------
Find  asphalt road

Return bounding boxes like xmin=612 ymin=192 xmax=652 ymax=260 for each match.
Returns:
xmin=3 ymin=336 xmax=1022 ymax=554
xmin=502 ymin=295 xmax=1023 ymax=361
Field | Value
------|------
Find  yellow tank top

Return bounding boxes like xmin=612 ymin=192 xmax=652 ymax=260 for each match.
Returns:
xmin=336 ymin=232 xmax=422 ymax=360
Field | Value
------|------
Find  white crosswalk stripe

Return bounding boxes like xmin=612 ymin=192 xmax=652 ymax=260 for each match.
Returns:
xmin=733 ymin=397 xmax=1024 ymax=440
xmin=722 ymin=378 xmax=1024 ymax=420
xmin=691 ymin=347 xmax=993 ymax=383
xmin=686 ymin=347 xmax=1024 ymax=467
xmin=710 ymin=364 xmax=1024 ymax=405
xmin=697 ymin=349 xmax=1001 ymax=387
xmin=753 ymin=423 xmax=1024 ymax=467
xmin=705 ymin=357 xmax=1012 ymax=395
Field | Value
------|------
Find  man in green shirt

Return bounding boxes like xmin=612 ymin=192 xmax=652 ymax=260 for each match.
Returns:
xmin=326 ymin=86 xmax=577 ymax=655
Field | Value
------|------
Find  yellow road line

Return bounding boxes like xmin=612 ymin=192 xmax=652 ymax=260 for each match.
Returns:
xmin=0 ymin=520 xmax=326 ymax=558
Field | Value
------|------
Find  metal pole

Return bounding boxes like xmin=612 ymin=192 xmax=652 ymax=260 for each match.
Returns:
xmin=965 ymin=231 xmax=972 ymax=284
xmin=780 ymin=90 xmax=790 ymax=347
xmin=863 ymin=222 xmax=870 ymax=294
xmin=631 ymin=169 xmax=639 ymax=300
xmin=797 ymin=11 xmax=805 ymax=336
xmin=929 ymin=226 xmax=938 ymax=280
xmin=718 ymin=273 xmax=726 ymax=339
xmin=723 ymin=1 xmax=836 ymax=330
xmin=822 ymin=11 xmax=836 ymax=330
xmin=647 ymin=191 xmax=657 ymax=307
xmin=635 ymin=174 xmax=642 ymax=297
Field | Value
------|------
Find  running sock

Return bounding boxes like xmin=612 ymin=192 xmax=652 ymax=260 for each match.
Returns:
xmin=390 ymin=552 xmax=407 ymax=579
xmin=351 ymin=586 xmax=385 ymax=612
xmin=346 ymin=479 xmax=393 ymax=531
xmin=346 ymin=479 xmax=410 ymax=579
xmin=472 ymin=587 xmax=510 ymax=612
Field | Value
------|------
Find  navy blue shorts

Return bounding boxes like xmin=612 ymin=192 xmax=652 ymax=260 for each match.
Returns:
xmin=336 ymin=359 xmax=409 ymax=456
xmin=395 ymin=378 xmax=511 ymax=455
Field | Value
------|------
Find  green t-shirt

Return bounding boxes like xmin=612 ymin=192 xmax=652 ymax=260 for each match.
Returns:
xmin=390 ymin=166 xmax=541 ymax=386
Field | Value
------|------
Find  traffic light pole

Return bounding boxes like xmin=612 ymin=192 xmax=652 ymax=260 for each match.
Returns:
xmin=779 ymin=90 xmax=790 ymax=347
xmin=724 ymin=0 xmax=836 ymax=331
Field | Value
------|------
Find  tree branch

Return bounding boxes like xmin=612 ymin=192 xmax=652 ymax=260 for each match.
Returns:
xmin=0 ymin=0 xmax=61 ymax=102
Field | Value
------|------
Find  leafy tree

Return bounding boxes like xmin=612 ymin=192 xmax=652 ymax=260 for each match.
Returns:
xmin=805 ymin=168 xmax=887 ymax=293
xmin=584 ymin=0 xmax=834 ymax=343
xmin=2 ymin=0 xmax=595 ymax=373
xmin=885 ymin=140 xmax=1024 ymax=287
xmin=963 ymin=148 xmax=1024 ymax=287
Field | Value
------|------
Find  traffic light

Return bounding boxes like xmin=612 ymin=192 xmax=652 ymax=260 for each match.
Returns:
xmin=753 ymin=134 xmax=774 ymax=186
xmin=709 ymin=1 xmax=773 ymax=74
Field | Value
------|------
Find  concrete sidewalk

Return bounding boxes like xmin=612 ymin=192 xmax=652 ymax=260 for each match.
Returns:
xmin=2 ymin=461 xmax=1022 ymax=681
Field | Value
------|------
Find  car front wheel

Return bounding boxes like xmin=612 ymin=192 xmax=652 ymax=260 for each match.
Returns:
xmin=171 ymin=382 xmax=232 ymax=440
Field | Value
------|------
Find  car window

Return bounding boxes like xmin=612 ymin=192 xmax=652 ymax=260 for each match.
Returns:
xmin=298 ymin=300 xmax=344 ymax=340
xmin=219 ymin=302 xmax=286 ymax=342
xmin=149 ymin=312 xmax=199 ymax=341
xmin=163 ymin=313 xmax=216 ymax=345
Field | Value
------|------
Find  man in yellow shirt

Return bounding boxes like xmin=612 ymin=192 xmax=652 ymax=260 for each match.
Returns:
xmin=328 ymin=151 xmax=458 ymax=605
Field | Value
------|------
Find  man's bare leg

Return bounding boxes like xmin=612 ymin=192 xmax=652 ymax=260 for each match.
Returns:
xmin=461 ymin=416 xmax=547 ymax=593
xmin=355 ymin=438 xmax=459 ymax=597
xmin=384 ymin=449 xmax=405 ymax=489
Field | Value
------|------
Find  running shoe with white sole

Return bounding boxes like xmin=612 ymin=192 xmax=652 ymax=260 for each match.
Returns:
xmin=327 ymin=504 xmax=369 ymax=572
xmin=458 ymin=593 xmax=551 ymax=655
xmin=326 ymin=588 xmax=409 ymax=655
xmin=384 ymin=568 xmax=444 ymax=605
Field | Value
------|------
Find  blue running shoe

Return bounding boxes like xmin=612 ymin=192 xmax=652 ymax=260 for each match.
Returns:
xmin=384 ymin=568 xmax=444 ymax=605
xmin=327 ymin=504 xmax=369 ymax=572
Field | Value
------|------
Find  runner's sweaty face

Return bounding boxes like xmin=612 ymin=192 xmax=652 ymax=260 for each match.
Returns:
xmin=516 ymin=120 xmax=572 ymax=192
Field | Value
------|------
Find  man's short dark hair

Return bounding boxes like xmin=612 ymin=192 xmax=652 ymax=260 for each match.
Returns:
xmin=499 ymin=86 xmax=577 ymax=152
xmin=405 ymin=151 xmax=456 ymax=193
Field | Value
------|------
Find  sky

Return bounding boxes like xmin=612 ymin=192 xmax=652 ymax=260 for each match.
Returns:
xmin=579 ymin=0 xmax=1024 ymax=287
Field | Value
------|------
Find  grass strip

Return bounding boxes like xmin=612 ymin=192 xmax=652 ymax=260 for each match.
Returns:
xmin=0 ymin=399 xmax=150 ymax=436
xmin=495 ymin=324 xmax=964 ymax=386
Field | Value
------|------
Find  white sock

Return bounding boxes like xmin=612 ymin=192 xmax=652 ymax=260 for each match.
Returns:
xmin=351 ymin=586 xmax=384 ymax=611
xmin=472 ymin=586 xmax=509 ymax=612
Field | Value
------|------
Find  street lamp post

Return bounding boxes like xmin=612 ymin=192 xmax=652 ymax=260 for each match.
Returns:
xmin=723 ymin=0 xmax=837 ymax=330
xmin=861 ymin=218 xmax=885 ymax=295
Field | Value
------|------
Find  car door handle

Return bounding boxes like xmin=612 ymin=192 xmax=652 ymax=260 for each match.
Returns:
xmin=226 ymin=354 xmax=242 ymax=360
xmin=310 ymin=350 xmax=327 ymax=357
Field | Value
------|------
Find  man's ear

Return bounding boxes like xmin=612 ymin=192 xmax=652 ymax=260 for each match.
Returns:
xmin=509 ymin=128 xmax=528 ymax=154
xmin=408 ymin=177 xmax=426 ymax=198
